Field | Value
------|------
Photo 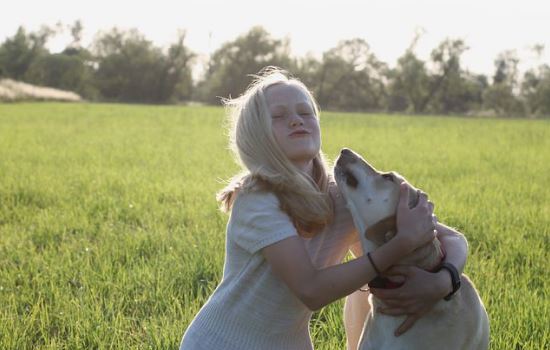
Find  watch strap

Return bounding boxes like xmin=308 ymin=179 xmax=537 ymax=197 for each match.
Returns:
xmin=438 ymin=262 xmax=461 ymax=301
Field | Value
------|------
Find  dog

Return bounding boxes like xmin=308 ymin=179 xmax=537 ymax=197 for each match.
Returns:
xmin=334 ymin=148 xmax=489 ymax=350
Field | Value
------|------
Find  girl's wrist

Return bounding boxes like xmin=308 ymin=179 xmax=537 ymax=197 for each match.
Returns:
xmin=387 ymin=233 xmax=413 ymax=259
xmin=371 ymin=237 xmax=409 ymax=273
xmin=435 ymin=270 xmax=453 ymax=297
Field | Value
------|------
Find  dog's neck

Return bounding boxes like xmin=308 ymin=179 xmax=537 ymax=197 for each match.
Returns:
xmin=365 ymin=215 xmax=397 ymax=246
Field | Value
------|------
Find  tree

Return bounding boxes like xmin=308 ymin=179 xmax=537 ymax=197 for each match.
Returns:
xmin=522 ymin=64 xmax=550 ymax=116
xmin=164 ymin=31 xmax=195 ymax=102
xmin=92 ymin=28 xmax=194 ymax=103
xmin=387 ymin=51 xmax=430 ymax=113
xmin=0 ymin=26 xmax=53 ymax=79
xmin=420 ymin=39 xmax=475 ymax=113
xmin=24 ymin=52 xmax=97 ymax=100
xmin=520 ymin=45 xmax=550 ymax=116
xmin=69 ymin=20 xmax=84 ymax=49
xmin=17 ymin=21 xmax=98 ymax=99
xmin=459 ymin=72 xmax=489 ymax=113
xmin=386 ymin=30 xmax=426 ymax=112
xmin=483 ymin=51 xmax=525 ymax=117
xmin=313 ymin=38 xmax=388 ymax=111
xmin=196 ymin=26 xmax=294 ymax=104
xmin=493 ymin=50 xmax=520 ymax=87
xmin=388 ymin=38 xmax=486 ymax=115
xmin=292 ymin=53 xmax=323 ymax=96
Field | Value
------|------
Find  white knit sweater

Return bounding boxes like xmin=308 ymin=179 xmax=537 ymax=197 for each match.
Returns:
xmin=180 ymin=184 xmax=358 ymax=350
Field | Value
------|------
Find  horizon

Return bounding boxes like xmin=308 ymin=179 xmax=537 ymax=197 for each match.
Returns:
xmin=1 ymin=0 xmax=549 ymax=78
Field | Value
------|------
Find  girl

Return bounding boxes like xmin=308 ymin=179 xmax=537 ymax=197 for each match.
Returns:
xmin=180 ymin=67 xmax=468 ymax=350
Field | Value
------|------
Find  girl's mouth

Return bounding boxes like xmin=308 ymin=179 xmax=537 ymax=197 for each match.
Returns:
xmin=289 ymin=130 xmax=310 ymax=136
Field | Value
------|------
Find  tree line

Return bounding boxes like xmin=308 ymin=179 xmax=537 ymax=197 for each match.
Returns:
xmin=1 ymin=22 xmax=549 ymax=117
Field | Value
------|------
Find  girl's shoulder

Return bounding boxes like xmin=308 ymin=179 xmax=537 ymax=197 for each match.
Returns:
xmin=232 ymin=189 xmax=281 ymax=214
xmin=228 ymin=189 xmax=297 ymax=254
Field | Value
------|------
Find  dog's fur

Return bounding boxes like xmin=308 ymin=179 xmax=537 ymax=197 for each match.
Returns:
xmin=334 ymin=148 xmax=489 ymax=350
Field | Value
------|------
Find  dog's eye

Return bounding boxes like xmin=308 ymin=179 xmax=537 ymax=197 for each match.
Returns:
xmin=382 ymin=173 xmax=393 ymax=181
xmin=345 ymin=170 xmax=358 ymax=188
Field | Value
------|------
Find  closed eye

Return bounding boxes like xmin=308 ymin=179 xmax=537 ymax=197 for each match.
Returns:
xmin=381 ymin=173 xmax=393 ymax=181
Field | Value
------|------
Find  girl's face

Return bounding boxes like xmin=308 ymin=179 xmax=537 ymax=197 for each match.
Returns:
xmin=265 ymin=83 xmax=321 ymax=168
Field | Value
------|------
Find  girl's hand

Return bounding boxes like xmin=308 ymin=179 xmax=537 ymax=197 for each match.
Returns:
xmin=369 ymin=265 xmax=452 ymax=336
xmin=394 ymin=182 xmax=436 ymax=254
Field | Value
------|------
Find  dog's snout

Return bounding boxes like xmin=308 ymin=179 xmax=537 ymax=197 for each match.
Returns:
xmin=337 ymin=148 xmax=357 ymax=166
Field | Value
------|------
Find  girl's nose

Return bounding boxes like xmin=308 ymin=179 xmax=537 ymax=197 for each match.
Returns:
xmin=289 ymin=114 xmax=304 ymax=127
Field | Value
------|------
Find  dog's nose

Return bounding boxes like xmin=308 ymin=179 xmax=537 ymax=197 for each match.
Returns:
xmin=340 ymin=148 xmax=356 ymax=161
xmin=341 ymin=148 xmax=353 ymax=156
xmin=337 ymin=148 xmax=357 ymax=166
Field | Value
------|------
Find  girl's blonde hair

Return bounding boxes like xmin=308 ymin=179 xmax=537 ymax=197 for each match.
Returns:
xmin=217 ymin=67 xmax=334 ymax=238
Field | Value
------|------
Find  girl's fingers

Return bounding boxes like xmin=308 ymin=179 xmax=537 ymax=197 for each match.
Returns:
xmin=420 ymin=229 xmax=437 ymax=245
xmin=398 ymin=182 xmax=411 ymax=210
xmin=396 ymin=315 xmax=421 ymax=336
xmin=416 ymin=191 xmax=428 ymax=208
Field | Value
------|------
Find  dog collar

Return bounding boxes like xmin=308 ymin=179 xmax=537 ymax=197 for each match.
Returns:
xmin=366 ymin=240 xmax=446 ymax=290
xmin=368 ymin=276 xmax=404 ymax=289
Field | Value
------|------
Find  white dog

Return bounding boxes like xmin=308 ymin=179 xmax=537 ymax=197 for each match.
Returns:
xmin=334 ymin=148 xmax=489 ymax=350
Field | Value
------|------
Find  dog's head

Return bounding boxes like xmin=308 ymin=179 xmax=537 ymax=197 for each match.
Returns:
xmin=334 ymin=148 xmax=420 ymax=247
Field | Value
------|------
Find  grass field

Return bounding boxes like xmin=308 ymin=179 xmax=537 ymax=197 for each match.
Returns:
xmin=0 ymin=103 xmax=548 ymax=349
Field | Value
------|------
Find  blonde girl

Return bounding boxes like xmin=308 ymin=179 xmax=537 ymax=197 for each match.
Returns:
xmin=180 ymin=67 xmax=468 ymax=350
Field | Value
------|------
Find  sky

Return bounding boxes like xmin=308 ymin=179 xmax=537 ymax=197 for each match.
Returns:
xmin=1 ymin=0 xmax=549 ymax=78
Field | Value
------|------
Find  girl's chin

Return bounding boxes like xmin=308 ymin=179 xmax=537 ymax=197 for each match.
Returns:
xmin=287 ymin=149 xmax=319 ymax=161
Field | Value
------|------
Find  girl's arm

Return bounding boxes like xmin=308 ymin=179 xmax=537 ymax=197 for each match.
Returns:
xmin=436 ymin=222 xmax=468 ymax=274
xmin=262 ymin=234 xmax=405 ymax=311
xmin=262 ymin=182 xmax=436 ymax=311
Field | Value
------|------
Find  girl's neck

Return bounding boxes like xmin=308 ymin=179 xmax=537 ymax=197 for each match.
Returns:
xmin=293 ymin=159 xmax=314 ymax=177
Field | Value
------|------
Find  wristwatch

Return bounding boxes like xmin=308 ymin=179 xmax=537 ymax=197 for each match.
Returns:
xmin=437 ymin=262 xmax=461 ymax=301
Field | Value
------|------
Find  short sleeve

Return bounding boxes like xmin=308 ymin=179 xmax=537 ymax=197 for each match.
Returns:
xmin=229 ymin=191 xmax=298 ymax=254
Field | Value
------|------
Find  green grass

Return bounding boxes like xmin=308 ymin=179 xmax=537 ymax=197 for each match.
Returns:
xmin=0 ymin=103 xmax=548 ymax=349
